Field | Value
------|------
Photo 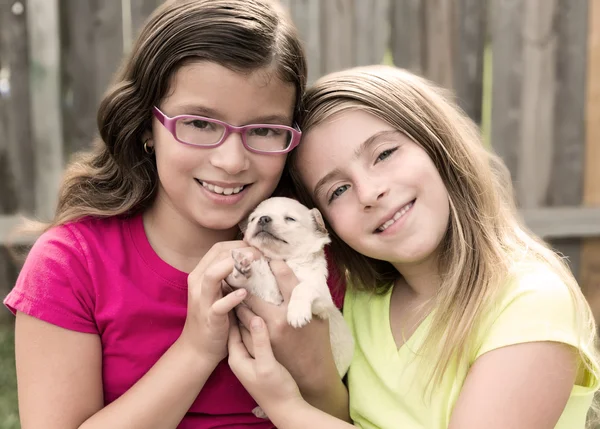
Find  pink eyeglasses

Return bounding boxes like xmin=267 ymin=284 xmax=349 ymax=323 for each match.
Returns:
xmin=152 ymin=106 xmax=302 ymax=154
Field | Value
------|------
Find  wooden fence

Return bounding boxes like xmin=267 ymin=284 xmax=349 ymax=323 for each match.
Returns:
xmin=1 ymin=0 xmax=600 ymax=317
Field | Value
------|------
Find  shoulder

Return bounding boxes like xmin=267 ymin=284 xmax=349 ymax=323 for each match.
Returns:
xmin=474 ymin=262 xmax=585 ymax=360
xmin=2 ymin=216 xmax=132 ymax=332
xmin=493 ymin=262 xmax=574 ymax=318
xmin=26 ymin=215 xmax=132 ymax=263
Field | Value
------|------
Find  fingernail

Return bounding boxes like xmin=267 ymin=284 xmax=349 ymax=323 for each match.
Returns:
xmin=251 ymin=318 xmax=263 ymax=331
xmin=235 ymin=289 xmax=246 ymax=297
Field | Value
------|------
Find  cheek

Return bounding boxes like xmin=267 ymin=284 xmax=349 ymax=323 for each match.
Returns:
xmin=252 ymin=154 xmax=286 ymax=187
xmin=155 ymin=145 xmax=199 ymax=180
xmin=327 ymin=208 xmax=356 ymax=242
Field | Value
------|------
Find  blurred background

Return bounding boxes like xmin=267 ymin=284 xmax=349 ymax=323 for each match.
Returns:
xmin=0 ymin=0 xmax=599 ymax=427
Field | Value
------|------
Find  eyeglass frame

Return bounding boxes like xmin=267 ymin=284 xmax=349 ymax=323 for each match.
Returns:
xmin=152 ymin=106 xmax=302 ymax=155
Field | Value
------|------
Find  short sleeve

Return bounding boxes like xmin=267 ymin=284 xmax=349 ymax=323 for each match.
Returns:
xmin=3 ymin=225 xmax=98 ymax=334
xmin=476 ymin=268 xmax=585 ymax=358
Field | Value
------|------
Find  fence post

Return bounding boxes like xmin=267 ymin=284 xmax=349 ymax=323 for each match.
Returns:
xmin=0 ymin=0 xmax=33 ymax=320
xmin=27 ymin=0 xmax=63 ymax=222
xmin=546 ymin=0 xmax=590 ymax=279
xmin=581 ymin=0 xmax=600 ymax=319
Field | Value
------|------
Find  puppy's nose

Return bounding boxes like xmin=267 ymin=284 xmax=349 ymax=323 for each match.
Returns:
xmin=258 ymin=216 xmax=271 ymax=226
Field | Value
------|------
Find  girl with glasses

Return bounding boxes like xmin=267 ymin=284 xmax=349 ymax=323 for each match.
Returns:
xmin=4 ymin=1 xmax=347 ymax=428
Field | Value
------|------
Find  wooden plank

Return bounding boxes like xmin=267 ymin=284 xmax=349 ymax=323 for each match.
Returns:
xmin=453 ymin=0 xmax=486 ymax=124
xmin=581 ymin=0 xmax=600 ymax=316
xmin=490 ymin=0 xmax=524 ymax=191
xmin=353 ymin=0 xmax=390 ymax=66
xmin=61 ymin=0 xmax=124 ymax=155
xmin=546 ymin=0 xmax=589 ymax=277
xmin=289 ymin=0 xmax=322 ymax=83
xmin=321 ymin=0 xmax=355 ymax=74
xmin=27 ymin=0 xmax=63 ymax=222
xmin=1 ymin=206 xmax=598 ymax=246
xmin=518 ymin=0 xmax=558 ymax=209
xmin=391 ymin=0 xmax=424 ymax=74
xmin=520 ymin=207 xmax=600 ymax=240
xmin=423 ymin=0 xmax=456 ymax=90
xmin=0 ymin=0 xmax=34 ymax=214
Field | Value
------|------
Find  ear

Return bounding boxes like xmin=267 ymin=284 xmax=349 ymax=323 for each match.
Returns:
xmin=310 ymin=208 xmax=328 ymax=236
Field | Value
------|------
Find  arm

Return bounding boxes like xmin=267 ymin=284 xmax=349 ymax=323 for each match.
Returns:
xmin=16 ymin=241 xmax=249 ymax=429
xmin=16 ymin=313 xmax=218 ymax=429
xmin=228 ymin=316 xmax=354 ymax=429
xmin=448 ymin=341 xmax=577 ymax=429
xmin=235 ymin=259 xmax=349 ymax=421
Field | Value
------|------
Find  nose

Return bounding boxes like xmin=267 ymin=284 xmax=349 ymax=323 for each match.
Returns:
xmin=356 ymin=180 xmax=389 ymax=209
xmin=258 ymin=216 xmax=271 ymax=226
xmin=209 ymin=132 xmax=249 ymax=175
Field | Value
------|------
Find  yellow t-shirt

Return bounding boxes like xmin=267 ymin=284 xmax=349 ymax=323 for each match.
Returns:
xmin=344 ymin=265 xmax=599 ymax=429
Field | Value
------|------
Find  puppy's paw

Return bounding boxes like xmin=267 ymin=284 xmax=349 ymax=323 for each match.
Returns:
xmin=287 ymin=299 xmax=313 ymax=328
xmin=231 ymin=249 xmax=253 ymax=278
xmin=252 ymin=406 xmax=269 ymax=419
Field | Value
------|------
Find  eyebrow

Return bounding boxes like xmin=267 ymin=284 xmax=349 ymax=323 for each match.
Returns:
xmin=312 ymin=130 xmax=400 ymax=201
xmin=169 ymin=103 xmax=292 ymax=125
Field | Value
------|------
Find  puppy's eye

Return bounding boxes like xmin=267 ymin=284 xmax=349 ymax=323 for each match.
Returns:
xmin=285 ymin=216 xmax=296 ymax=222
xmin=250 ymin=217 xmax=256 ymax=223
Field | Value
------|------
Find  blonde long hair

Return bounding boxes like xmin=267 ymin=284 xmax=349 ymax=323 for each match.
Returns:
xmin=288 ymin=65 xmax=599 ymax=399
xmin=32 ymin=0 xmax=306 ymax=233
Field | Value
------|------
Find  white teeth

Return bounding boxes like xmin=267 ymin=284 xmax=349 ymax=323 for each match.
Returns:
xmin=377 ymin=201 xmax=414 ymax=232
xmin=201 ymin=181 xmax=245 ymax=195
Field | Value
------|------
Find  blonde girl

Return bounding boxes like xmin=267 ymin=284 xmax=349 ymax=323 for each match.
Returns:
xmin=228 ymin=65 xmax=600 ymax=429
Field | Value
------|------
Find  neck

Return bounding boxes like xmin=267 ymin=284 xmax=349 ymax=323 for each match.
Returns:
xmin=392 ymin=254 xmax=441 ymax=299
xmin=143 ymin=195 xmax=239 ymax=273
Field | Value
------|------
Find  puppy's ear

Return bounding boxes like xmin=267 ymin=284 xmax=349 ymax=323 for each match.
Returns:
xmin=310 ymin=208 xmax=328 ymax=236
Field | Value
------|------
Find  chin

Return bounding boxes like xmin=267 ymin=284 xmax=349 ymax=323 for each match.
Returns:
xmin=196 ymin=214 xmax=245 ymax=232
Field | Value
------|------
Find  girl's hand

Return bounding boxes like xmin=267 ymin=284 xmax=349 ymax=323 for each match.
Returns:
xmin=235 ymin=260 xmax=349 ymax=420
xmin=178 ymin=241 xmax=251 ymax=366
xmin=236 ymin=261 xmax=337 ymax=387
xmin=228 ymin=315 xmax=304 ymax=415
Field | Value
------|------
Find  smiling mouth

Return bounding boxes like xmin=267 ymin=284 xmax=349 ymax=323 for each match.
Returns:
xmin=253 ymin=230 xmax=288 ymax=244
xmin=375 ymin=200 xmax=415 ymax=233
xmin=195 ymin=179 xmax=250 ymax=195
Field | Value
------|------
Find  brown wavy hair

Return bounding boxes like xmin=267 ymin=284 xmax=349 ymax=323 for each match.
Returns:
xmin=288 ymin=65 xmax=600 ymax=406
xmin=38 ymin=0 xmax=306 ymax=232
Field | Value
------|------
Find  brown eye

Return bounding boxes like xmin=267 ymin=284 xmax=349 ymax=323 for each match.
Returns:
xmin=285 ymin=216 xmax=296 ymax=222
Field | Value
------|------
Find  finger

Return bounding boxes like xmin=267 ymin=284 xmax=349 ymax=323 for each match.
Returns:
xmin=191 ymin=240 xmax=246 ymax=278
xmin=228 ymin=318 xmax=251 ymax=368
xmin=248 ymin=317 xmax=277 ymax=367
xmin=211 ymin=288 xmax=247 ymax=318
xmin=269 ymin=260 xmax=299 ymax=302
xmin=200 ymin=257 xmax=237 ymax=301
xmin=235 ymin=303 xmax=259 ymax=330
xmin=240 ymin=324 xmax=255 ymax=358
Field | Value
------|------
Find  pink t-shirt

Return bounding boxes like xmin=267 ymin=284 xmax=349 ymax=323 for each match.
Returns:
xmin=4 ymin=214 xmax=345 ymax=428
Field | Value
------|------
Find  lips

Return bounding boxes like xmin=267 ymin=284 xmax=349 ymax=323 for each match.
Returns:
xmin=195 ymin=179 xmax=251 ymax=196
xmin=375 ymin=200 xmax=415 ymax=233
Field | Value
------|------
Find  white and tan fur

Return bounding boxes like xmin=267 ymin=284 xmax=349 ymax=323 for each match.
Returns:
xmin=226 ymin=197 xmax=354 ymax=417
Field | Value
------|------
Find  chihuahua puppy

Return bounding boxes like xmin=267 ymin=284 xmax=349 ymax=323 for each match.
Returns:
xmin=226 ymin=197 xmax=354 ymax=416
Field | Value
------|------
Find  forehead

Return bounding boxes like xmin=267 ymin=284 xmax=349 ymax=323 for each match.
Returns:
xmin=162 ymin=61 xmax=296 ymax=123
xmin=296 ymin=110 xmax=396 ymax=189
